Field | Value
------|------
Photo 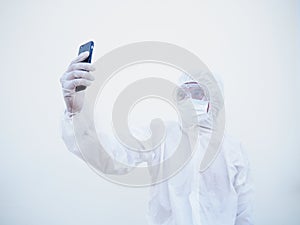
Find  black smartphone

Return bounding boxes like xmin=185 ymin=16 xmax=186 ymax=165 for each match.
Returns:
xmin=75 ymin=41 xmax=94 ymax=92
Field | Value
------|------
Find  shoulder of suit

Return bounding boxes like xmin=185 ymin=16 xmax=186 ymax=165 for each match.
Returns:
xmin=220 ymin=132 xmax=244 ymax=160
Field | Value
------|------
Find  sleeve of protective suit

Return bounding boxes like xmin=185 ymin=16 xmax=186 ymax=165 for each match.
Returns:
xmin=60 ymin=110 xmax=85 ymax=160
xmin=234 ymin=144 xmax=254 ymax=225
xmin=60 ymin=110 xmax=144 ymax=174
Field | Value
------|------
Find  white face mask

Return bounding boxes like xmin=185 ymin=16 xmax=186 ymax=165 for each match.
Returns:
xmin=191 ymin=99 xmax=209 ymax=116
xmin=177 ymin=99 xmax=209 ymax=127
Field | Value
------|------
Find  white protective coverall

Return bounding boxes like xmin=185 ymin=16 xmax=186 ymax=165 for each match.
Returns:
xmin=61 ymin=74 xmax=253 ymax=225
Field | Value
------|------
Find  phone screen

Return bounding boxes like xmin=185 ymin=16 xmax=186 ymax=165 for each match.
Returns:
xmin=75 ymin=41 xmax=94 ymax=92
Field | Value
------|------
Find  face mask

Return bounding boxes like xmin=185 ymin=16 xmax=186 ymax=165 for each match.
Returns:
xmin=191 ymin=99 xmax=209 ymax=116
xmin=177 ymin=99 xmax=209 ymax=127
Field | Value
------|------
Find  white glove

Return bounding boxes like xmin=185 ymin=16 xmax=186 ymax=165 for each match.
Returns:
xmin=60 ymin=51 xmax=95 ymax=116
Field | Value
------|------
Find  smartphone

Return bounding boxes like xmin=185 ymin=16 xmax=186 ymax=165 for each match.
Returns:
xmin=75 ymin=41 xmax=94 ymax=92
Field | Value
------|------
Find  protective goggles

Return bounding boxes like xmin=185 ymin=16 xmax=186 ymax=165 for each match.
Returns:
xmin=175 ymin=82 xmax=209 ymax=102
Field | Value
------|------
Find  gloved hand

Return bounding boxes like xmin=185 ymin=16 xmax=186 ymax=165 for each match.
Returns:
xmin=60 ymin=51 xmax=95 ymax=116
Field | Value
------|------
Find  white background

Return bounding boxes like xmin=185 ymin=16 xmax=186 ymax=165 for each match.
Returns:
xmin=0 ymin=0 xmax=299 ymax=224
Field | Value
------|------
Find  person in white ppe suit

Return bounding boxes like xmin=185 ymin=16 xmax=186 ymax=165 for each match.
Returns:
xmin=147 ymin=75 xmax=253 ymax=225
xmin=60 ymin=51 xmax=253 ymax=225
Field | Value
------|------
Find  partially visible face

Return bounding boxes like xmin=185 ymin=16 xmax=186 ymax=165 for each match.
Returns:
xmin=175 ymin=81 xmax=210 ymax=126
xmin=176 ymin=82 xmax=208 ymax=102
